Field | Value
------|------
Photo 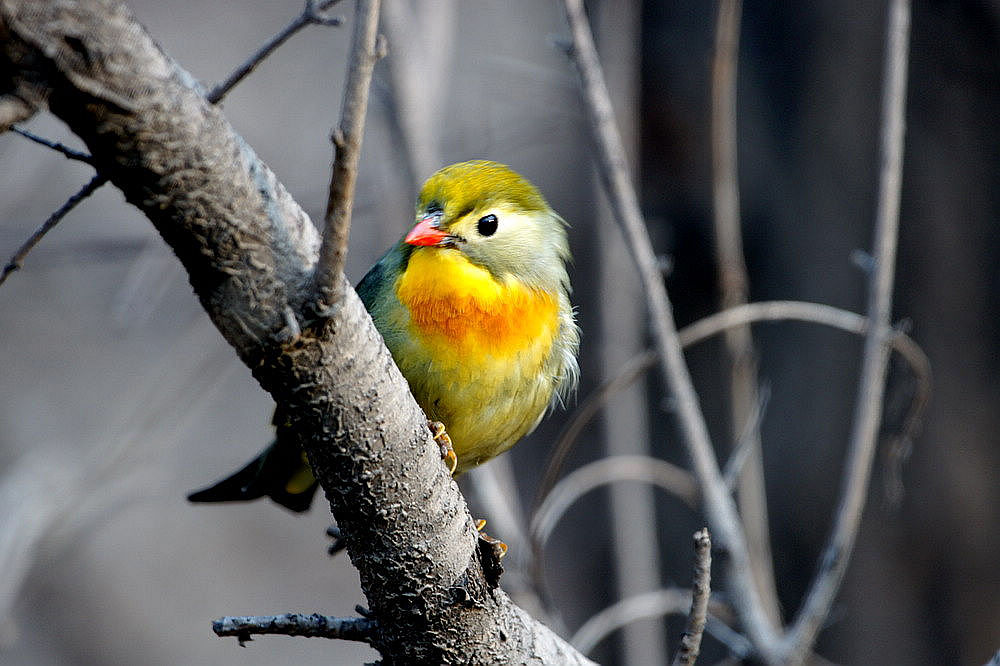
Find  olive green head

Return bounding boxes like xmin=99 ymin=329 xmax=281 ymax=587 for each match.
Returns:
xmin=410 ymin=160 xmax=571 ymax=291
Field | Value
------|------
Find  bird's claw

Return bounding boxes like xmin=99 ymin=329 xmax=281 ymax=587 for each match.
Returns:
xmin=474 ymin=518 xmax=508 ymax=559
xmin=429 ymin=420 xmax=458 ymax=475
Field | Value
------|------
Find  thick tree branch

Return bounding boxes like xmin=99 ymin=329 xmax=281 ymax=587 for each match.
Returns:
xmin=0 ymin=1 xmax=591 ymax=663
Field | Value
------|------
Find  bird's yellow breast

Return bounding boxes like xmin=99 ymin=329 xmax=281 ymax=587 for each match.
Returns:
xmin=396 ymin=248 xmax=559 ymax=357
xmin=392 ymin=247 xmax=562 ymax=471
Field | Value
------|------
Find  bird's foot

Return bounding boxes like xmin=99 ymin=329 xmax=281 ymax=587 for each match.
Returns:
xmin=428 ymin=420 xmax=458 ymax=475
xmin=474 ymin=518 xmax=506 ymax=588
xmin=474 ymin=518 xmax=508 ymax=559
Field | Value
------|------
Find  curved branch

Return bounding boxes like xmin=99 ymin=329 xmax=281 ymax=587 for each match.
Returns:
xmin=535 ymin=300 xmax=930 ymax=515
xmin=531 ymin=455 xmax=698 ymax=547
xmin=570 ymin=589 xmax=751 ymax=659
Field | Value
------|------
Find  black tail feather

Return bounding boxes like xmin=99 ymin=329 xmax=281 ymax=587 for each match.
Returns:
xmin=187 ymin=440 xmax=319 ymax=513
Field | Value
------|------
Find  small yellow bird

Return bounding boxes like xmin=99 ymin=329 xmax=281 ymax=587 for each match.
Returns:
xmin=189 ymin=160 xmax=579 ymax=512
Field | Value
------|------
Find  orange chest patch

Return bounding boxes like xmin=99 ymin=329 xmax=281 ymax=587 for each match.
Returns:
xmin=395 ymin=248 xmax=559 ymax=356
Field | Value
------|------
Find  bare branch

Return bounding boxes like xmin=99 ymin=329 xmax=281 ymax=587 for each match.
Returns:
xmin=312 ymin=0 xmax=384 ymax=314
xmin=535 ymin=300 xmax=930 ymax=520
xmin=531 ymin=455 xmax=698 ymax=547
xmin=9 ymin=125 xmax=94 ymax=162
xmin=558 ymin=1 xmax=780 ymax=656
xmin=723 ymin=384 xmax=771 ymax=491
xmin=571 ymin=588 xmax=688 ymax=655
xmin=672 ymin=528 xmax=713 ymax=666
xmin=709 ymin=0 xmax=781 ymax=627
xmin=0 ymin=173 xmax=106 ymax=286
xmin=535 ymin=348 xmax=655 ymax=510
xmin=711 ymin=0 xmax=747 ymax=311
xmin=212 ymin=613 xmax=376 ymax=644
xmin=206 ymin=0 xmax=344 ymax=105
xmin=782 ymin=0 xmax=912 ymax=661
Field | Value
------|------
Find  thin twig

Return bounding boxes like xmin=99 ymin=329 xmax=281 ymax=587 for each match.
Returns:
xmin=709 ymin=0 xmax=782 ymax=628
xmin=10 ymin=126 xmax=94 ymax=163
xmin=723 ymin=384 xmax=771 ymax=490
xmin=212 ymin=613 xmax=376 ymax=644
xmin=206 ymin=0 xmax=344 ymax=105
xmin=559 ymin=0 xmax=780 ymax=656
xmin=782 ymin=0 xmax=912 ymax=662
xmin=0 ymin=173 xmax=107 ymax=286
xmin=312 ymin=0 xmax=384 ymax=314
xmin=672 ymin=528 xmax=713 ymax=666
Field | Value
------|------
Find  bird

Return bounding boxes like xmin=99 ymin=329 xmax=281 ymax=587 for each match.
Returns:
xmin=188 ymin=160 xmax=580 ymax=513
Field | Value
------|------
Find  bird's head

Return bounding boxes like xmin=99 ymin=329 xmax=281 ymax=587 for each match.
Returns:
xmin=405 ymin=160 xmax=571 ymax=291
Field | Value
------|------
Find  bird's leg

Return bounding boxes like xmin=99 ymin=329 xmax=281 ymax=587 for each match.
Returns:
xmin=428 ymin=420 xmax=458 ymax=475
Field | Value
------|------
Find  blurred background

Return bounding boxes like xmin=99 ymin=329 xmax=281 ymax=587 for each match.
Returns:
xmin=1 ymin=1 xmax=997 ymax=664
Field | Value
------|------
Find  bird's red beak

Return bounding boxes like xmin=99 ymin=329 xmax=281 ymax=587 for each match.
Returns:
xmin=404 ymin=214 xmax=449 ymax=247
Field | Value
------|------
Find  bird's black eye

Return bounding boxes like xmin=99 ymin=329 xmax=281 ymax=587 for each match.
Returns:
xmin=477 ymin=214 xmax=498 ymax=237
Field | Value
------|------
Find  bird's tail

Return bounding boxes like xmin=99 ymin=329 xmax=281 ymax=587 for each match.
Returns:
xmin=187 ymin=438 xmax=319 ymax=513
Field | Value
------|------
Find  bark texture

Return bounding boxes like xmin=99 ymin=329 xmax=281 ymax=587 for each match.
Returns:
xmin=0 ymin=0 xmax=592 ymax=663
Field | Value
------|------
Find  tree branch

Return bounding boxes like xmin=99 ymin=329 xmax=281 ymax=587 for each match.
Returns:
xmin=212 ymin=613 xmax=376 ymax=644
xmin=9 ymin=125 xmax=94 ymax=162
xmin=312 ymin=0 xmax=384 ymax=314
xmin=206 ymin=0 xmax=344 ymax=105
xmin=536 ymin=300 xmax=930 ymax=523
xmin=559 ymin=3 xmax=780 ymax=654
xmin=709 ymin=0 xmax=782 ymax=627
xmin=0 ymin=1 xmax=592 ymax=662
xmin=1 ymin=0 xmax=340 ymax=287
xmin=672 ymin=528 xmax=712 ymax=666
xmin=782 ymin=0 xmax=912 ymax=660
xmin=0 ymin=173 xmax=106 ymax=286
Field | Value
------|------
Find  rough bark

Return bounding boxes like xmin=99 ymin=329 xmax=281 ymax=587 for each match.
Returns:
xmin=0 ymin=0 xmax=592 ymax=663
